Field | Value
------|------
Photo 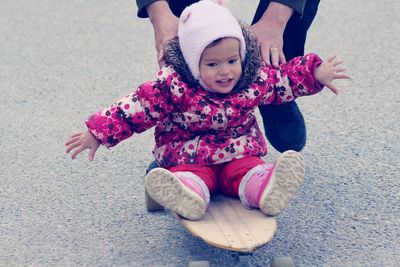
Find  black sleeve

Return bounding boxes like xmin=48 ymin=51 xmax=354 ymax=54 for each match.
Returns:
xmin=136 ymin=0 xmax=159 ymax=18
xmin=136 ymin=0 xmax=307 ymax=19
xmin=271 ymin=0 xmax=307 ymax=17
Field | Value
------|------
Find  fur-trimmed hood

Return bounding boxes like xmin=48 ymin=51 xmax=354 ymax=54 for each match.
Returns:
xmin=163 ymin=22 xmax=261 ymax=93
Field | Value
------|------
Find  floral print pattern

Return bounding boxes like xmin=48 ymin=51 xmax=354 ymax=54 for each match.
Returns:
xmin=86 ymin=54 xmax=323 ymax=168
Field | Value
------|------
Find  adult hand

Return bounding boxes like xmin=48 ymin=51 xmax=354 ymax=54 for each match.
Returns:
xmin=65 ymin=131 xmax=100 ymax=161
xmin=250 ymin=2 xmax=293 ymax=67
xmin=147 ymin=1 xmax=179 ymax=67
xmin=315 ymin=55 xmax=351 ymax=94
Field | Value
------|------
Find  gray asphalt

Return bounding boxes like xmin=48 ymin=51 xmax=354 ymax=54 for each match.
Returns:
xmin=1 ymin=0 xmax=399 ymax=266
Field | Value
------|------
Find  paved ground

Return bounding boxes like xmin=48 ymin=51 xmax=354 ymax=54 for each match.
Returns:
xmin=1 ymin=0 xmax=399 ymax=266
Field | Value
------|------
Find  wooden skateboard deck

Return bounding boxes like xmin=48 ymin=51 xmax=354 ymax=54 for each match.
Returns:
xmin=176 ymin=194 xmax=277 ymax=252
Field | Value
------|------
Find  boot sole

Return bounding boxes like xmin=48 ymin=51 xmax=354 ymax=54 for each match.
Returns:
xmin=145 ymin=168 xmax=206 ymax=220
xmin=259 ymin=150 xmax=305 ymax=216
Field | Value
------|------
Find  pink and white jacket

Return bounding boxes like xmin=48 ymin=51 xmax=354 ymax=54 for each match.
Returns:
xmin=86 ymin=24 xmax=324 ymax=168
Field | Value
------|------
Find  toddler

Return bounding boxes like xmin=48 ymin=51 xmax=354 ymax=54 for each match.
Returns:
xmin=65 ymin=0 xmax=350 ymax=220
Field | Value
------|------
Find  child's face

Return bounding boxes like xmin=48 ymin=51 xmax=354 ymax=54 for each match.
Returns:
xmin=199 ymin=37 xmax=242 ymax=94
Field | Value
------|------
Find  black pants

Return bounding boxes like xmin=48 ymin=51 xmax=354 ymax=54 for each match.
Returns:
xmin=252 ymin=0 xmax=320 ymax=60
xmin=168 ymin=0 xmax=320 ymax=152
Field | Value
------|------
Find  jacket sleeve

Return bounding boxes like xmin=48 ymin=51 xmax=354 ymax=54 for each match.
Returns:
xmin=136 ymin=1 xmax=307 ymax=18
xmin=136 ymin=0 xmax=159 ymax=18
xmin=256 ymin=53 xmax=324 ymax=105
xmin=270 ymin=0 xmax=307 ymax=17
xmin=85 ymin=65 xmax=184 ymax=148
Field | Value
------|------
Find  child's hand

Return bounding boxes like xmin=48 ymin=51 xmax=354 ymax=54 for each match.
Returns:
xmin=65 ymin=131 xmax=100 ymax=161
xmin=315 ymin=55 xmax=351 ymax=94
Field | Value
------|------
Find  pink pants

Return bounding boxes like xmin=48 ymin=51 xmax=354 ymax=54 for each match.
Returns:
xmin=168 ymin=156 xmax=264 ymax=197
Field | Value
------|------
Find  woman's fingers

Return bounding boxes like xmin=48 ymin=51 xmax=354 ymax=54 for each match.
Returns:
xmin=279 ymin=50 xmax=286 ymax=64
xmin=270 ymin=47 xmax=280 ymax=67
xmin=262 ymin=46 xmax=271 ymax=66
xmin=157 ymin=49 xmax=166 ymax=68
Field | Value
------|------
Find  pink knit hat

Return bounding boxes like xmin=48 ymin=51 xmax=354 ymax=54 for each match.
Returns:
xmin=178 ymin=0 xmax=246 ymax=82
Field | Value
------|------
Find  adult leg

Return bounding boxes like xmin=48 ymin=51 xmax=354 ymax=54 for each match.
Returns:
xmin=252 ymin=0 xmax=320 ymax=61
xmin=253 ymin=0 xmax=320 ymax=152
xmin=281 ymin=0 xmax=320 ymax=60
xmin=145 ymin=159 xmax=159 ymax=174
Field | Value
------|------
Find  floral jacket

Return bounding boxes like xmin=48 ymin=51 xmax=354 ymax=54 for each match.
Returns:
xmin=86 ymin=24 xmax=323 ymax=168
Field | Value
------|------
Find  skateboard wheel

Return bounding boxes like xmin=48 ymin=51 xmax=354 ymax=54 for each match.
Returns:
xmin=188 ymin=261 xmax=210 ymax=267
xmin=271 ymin=257 xmax=295 ymax=267
xmin=145 ymin=190 xmax=164 ymax=211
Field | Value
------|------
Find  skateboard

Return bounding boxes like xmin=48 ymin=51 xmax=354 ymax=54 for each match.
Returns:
xmin=145 ymin=192 xmax=295 ymax=267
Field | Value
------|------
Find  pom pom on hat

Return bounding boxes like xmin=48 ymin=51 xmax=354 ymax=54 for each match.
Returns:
xmin=178 ymin=0 xmax=246 ymax=81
